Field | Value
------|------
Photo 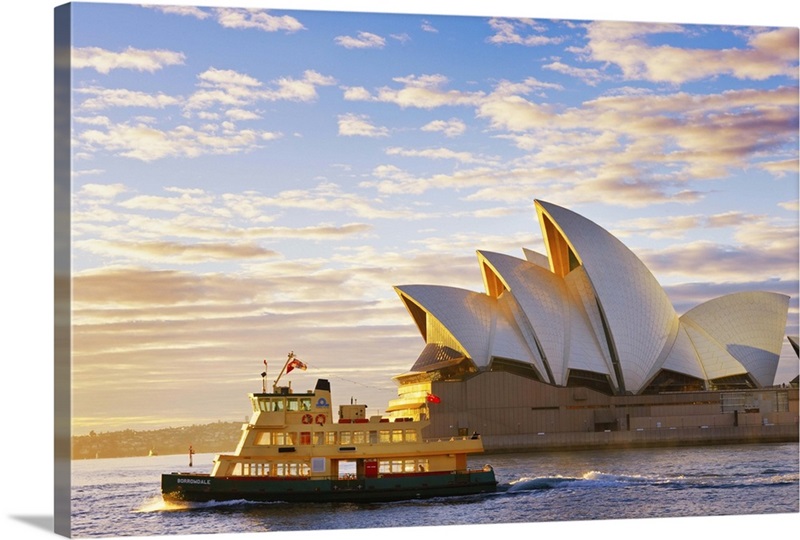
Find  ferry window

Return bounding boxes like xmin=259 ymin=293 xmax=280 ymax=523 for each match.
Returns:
xmin=378 ymin=460 xmax=390 ymax=474
xmin=391 ymin=460 xmax=402 ymax=472
xmin=232 ymin=463 xmax=243 ymax=476
xmin=369 ymin=431 xmax=378 ymax=444
xmin=255 ymin=432 xmax=271 ymax=445
xmin=404 ymin=429 xmax=417 ymax=442
xmin=353 ymin=431 xmax=366 ymax=444
xmin=379 ymin=430 xmax=390 ymax=443
xmin=287 ymin=398 xmax=299 ymax=412
xmin=250 ymin=398 xmax=259 ymax=412
xmin=259 ymin=399 xmax=269 ymax=412
xmin=273 ymin=432 xmax=288 ymax=445
xmin=286 ymin=432 xmax=296 ymax=445
xmin=403 ymin=460 xmax=416 ymax=473
xmin=325 ymin=431 xmax=337 ymax=445
xmin=300 ymin=398 xmax=312 ymax=411
xmin=392 ymin=430 xmax=403 ymax=443
xmin=340 ymin=431 xmax=352 ymax=444
xmin=299 ymin=431 xmax=311 ymax=445
xmin=273 ymin=399 xmax=285 ymax=412
xmin=314 ymin=432 xmax=325 ymax=445
xmin=312 ymin=457 xmax=326 ymax=473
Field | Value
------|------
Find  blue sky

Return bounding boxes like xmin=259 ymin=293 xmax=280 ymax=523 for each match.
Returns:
xmin=56 ymin=1 xmax=799 ymax=434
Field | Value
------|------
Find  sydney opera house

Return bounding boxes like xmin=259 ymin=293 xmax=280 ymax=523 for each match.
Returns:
xmin=386 ymin=200 xmax=798 ymax=451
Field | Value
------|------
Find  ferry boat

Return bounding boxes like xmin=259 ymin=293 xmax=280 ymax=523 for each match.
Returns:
xmin=161 ymin=353 xmax=497 ymax=503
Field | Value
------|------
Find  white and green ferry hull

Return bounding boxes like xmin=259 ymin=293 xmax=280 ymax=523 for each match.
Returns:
xmin=162 ymin=469 xmax=497 ymax=503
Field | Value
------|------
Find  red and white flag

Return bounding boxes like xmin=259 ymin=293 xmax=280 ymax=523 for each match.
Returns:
xmin=286 ymin=358 xmax=307 ymax=373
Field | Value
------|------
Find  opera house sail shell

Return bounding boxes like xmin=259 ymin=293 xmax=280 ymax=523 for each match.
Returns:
xmin=394 ymin=200 xmax=790 ymax=399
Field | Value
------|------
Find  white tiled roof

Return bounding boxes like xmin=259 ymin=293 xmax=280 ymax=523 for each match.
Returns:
xmin=395 ymin=200 xmax=790 ymax=394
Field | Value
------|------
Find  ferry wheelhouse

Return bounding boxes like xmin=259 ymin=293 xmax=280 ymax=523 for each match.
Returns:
xmin=161 ymin=354 xmax=496 ymax=503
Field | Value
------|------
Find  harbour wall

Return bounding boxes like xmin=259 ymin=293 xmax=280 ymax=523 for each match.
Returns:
xmin=483 ymin=424 xmax=798 ymax=454
xmin=424 ymin=371 xmax=798 ymax=453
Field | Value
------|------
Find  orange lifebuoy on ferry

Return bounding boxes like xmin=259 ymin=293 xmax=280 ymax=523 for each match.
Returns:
xmin=315 ymin=414 xmax=326 ymax=425
xmin=302 ymin=414 xmax=313 ymax=424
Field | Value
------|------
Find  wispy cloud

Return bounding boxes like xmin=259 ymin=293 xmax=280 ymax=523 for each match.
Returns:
xmin=421 ymin=118 xmax=466 ymax=137
xmin=421 ymin=20 xmax=438 ymax=33
xmin=586 ymin=22 xmax=800 ymax=83
xmin=213 ymin=8 xmax=305 ymax=33
xmin=337 ymin=113 xmax=389 ymax=137
xmin=374 ymin=74 xmax=485 ymax=109
xmin=334 ymin=31 xmax=386 ymax=49
xmin=72 ymin=46 xmax=185 ymax=74
xmin=76 ymin=120 xmax=281 ymax=161
xmin=145 ymin=5 xmax=211 ymax=19
xmin=543 ymin=61 xmax=605 ymax=86
xmin=75 ymin=87 xmax=180 ymax=110
xmin=487 ymin=18 xmax=566 ymax=46
xmin=76 ymin=239 xmax=279 ymax=263
xmin=385 ymin=146 xmax=493 ymax=165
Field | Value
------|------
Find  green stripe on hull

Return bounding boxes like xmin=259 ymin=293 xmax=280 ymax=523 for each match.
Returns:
xmin=162 ymin=471 xmax=497 ymax=503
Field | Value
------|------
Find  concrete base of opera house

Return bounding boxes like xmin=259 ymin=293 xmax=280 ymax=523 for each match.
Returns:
xmin=483 ymin=424 xmax=798 ymax=453
xmin=418 ymin=371 xmax=799 ymax=453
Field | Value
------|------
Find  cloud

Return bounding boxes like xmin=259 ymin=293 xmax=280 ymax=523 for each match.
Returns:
xmin=334 ymin=31 xmax=386 ymax=49
xmin=421 ymin=20 xmax=438 ymax=33
xmin=72 ymin=46 xmax=185 ymax=74
xmin=642 ymin=239 xmax=799 ymax=283
xmin=222 ymin=182 xmax=414 ymax=220
xmin=186 ymin=68 xmax=335 ymax=111
xmin=363 ymin=165 xmax=504 ymax=196
xmin=78 ymin=183 xmax=127 ymax=201
xmin=75 ymin=87 xmax=181 ymax=111
xmin=664 ymin=279 xmax=799 ymax=316
xmin=145 ymin=5 xmax=211 ymax=19
xmin=391 ymin=33 xmax=411 ymax=44
xmin=543 ymin=61 xmax=605 ymax=86
xmin=342 ymin=86 xmax=374 ymax=101
xmin=213 ymin=8 xmax=305 ymax=33
xmin=385 ymin=146 xmax=492 ymax=165
xmin=76 ymin=239 xmax=279 ymax=263
xmin=487 ymin=18 xmax=565 ymax=46
xmin=342 ymin=68 xmax=794 ymax=209
xmin=225 ymin=108 xmax=262 ymax=121
xmin=586 ymin=22 xmax=800 ymax=83
xmin=76 ymin=120 xmax=281 ymax=161
xmin=612 ymin=212 xmax=753 ymax=239
xmin=374 ymin=74 xmax=485 ymax=109
xmin=759 ymin=158 xmax=800 ymax=177
xmin=421 ymin=118 xmax=466 ymax=137
xmin=337 ymin=113 xmax=389 ymax=137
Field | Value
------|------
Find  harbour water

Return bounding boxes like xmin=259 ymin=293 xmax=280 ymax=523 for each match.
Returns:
xmin=70 ymin=442 xmax=799 ymax=538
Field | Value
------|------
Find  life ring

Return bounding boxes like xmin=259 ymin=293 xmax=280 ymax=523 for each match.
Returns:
xmin=315 ymin=414 xmax=326 ymax=425
xmin=302 ymin=414 xmax=313 ymax=424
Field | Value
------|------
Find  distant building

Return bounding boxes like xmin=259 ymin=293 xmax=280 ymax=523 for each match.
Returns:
xmin=387 ymin=200 xmax=797 ymax=451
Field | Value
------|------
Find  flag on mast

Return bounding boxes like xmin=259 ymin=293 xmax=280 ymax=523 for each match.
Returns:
xmin=286 ymin=357 xmax=307 ymax=373
xmin=426 ymin=392 xmax=441 ymax=404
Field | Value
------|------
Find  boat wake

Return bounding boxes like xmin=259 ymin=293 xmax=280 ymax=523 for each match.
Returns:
xmin=135 ymin=495 xmax=282 ymax=513
xmin=504 ymin=475 xmax=579 ymax=491
xmin=501 ymin=469 xmax=799 ymax=494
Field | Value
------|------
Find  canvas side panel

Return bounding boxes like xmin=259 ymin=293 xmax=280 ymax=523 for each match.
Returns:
xmin=54 ymin=3 xmax=72 ymax=537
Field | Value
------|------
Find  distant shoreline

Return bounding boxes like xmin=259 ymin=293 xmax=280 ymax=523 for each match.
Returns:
xmin=71 ymin=420 xmax=242 ymax=460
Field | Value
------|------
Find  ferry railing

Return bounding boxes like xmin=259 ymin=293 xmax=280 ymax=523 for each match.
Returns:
xmin=421 ymin=434 xmax=482 ymax=443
